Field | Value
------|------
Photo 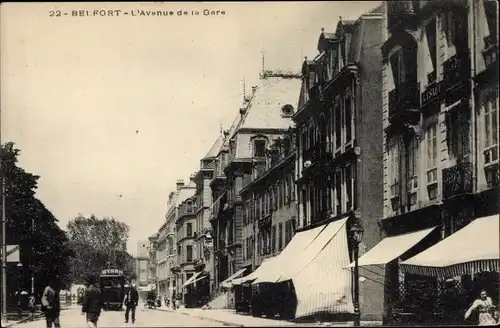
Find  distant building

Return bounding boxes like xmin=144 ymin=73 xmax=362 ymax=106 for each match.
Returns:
xmin=210 ymin=69 xmax=302 ymax=290
xmin=136 ymin=240 xmax=151 ymax=286
xmin=240 ymin=126 xmax=298 ymax=271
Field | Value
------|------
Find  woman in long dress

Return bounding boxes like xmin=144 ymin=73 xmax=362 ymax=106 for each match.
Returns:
xmin=464 ymin=290 xmax=497 ymax=326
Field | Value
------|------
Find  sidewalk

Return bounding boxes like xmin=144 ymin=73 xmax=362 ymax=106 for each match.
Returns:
xmin=156 ymin=306 xmax=382 ymax=327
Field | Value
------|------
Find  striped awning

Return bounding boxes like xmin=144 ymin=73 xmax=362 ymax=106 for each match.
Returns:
xmin=401 ymin=214 xmax=500 ymax=277
xmin=292 ymin=218 xmax=354 ymax=318
xmin=232 ymin=257 xmax=276 ymax=286
xmin=220 ymin=268 xmax=247 ymax=288
xmin=183 ymin=271 xmax=204 ymax=287
xmin=252 ymin=224 xmax=325 ymax=284
xmin=279 ymin=218 xmax=349 ymax=282
xmin=345 ymin=226 xmax=437 ymax=268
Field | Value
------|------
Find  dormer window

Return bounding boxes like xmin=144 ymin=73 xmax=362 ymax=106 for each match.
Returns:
xmin=254 ymin=140 xmax=266 ymax=157
xmin=281 ymin=104 xmax=295 ymax=117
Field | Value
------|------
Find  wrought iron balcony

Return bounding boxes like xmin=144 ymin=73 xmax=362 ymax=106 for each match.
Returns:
xmin=442 ymin=161 xmax=473 ymax=199
xmin=443 ymin=52 xmax=470 ymax=91
xmin=388 ymin=82 xmax=421 ymax=123
xmin=421 ymin=81 xmax=440 ymax=107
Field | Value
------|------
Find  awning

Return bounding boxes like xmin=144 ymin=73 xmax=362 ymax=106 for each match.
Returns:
xmin=220 ymin=268 xmax=247 ymax=288
xmin=401 ymin=214 xmax=500 ymax=277
xmin=345 ymin=226 xmax=437 ymax=268
xmin=193 ymin=274 xmax=209 ymax=285
xmin=183 ymin=271 xmax=204 ymax=288
xmin=232 ymin=257 xmax=276 ymax=286
xmin=292 ymin=218 xmax=354 ymax=318
xmin=252 ymin=224 xmax=326 ymax=284
xmin=279 ymin=218 xmax=349 ymax=282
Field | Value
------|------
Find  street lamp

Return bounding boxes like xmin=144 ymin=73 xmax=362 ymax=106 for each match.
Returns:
xmin=349 ymin=221 xmax=364 ymax=327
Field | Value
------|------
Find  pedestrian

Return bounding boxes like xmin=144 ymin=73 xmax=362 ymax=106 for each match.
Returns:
xmin=41 ymin=276 xmax=61 ymax=328
xmin=124 ymin=281 xmax=139 ymax=324
xmin=465 ymin=289 xmax=497 ymax=326
xmin=81 ymin=274 xmax=103 ymax=328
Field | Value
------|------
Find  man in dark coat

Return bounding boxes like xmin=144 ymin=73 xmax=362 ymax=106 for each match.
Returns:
xmin=41 ymin=276 xmax=61 ymax=328
xmin=82 ymin=274 xmax=103 ymax=327
xmin=124 ymin=281 xmax=139 ymax=324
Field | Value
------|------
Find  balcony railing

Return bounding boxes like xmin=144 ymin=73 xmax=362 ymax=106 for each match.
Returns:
xmin=443 ymin=52 xmax=470 ymax=91
xmin=442 ymin=161 xmax=473 ymax=199
xmin=388 ymin=82 xmax=421 ymax=123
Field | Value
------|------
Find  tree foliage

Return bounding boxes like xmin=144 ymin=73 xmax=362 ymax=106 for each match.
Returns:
xmin=67 ymin=215 xmax=135 ymax=282
xmin=1 ymin=142 xmax=75 ymax=297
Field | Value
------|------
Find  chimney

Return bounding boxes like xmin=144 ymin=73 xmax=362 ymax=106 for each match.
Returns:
xmin=176 ymin=179 xmax=184 ymax=190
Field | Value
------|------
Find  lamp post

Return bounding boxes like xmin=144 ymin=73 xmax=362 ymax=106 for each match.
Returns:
xmin=349 ymin=221 xmax=364 ymax=327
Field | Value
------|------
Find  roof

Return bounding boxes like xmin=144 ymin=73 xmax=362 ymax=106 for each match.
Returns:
xmin=238 ymin=75 xmax=301 ymax=130
xmin=174 ymin=181 xmax=196 ymax=207
xmin=203 ymin=134 xmax=224 ymax=160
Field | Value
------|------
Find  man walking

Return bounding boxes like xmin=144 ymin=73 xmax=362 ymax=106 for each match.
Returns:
xmin=41 ymin=276 xmax=61 ymax=328
xmin=124 ymin=281 xmax=139 ymax=324
xmin=81 ymin=275 xmax=103 ymax=328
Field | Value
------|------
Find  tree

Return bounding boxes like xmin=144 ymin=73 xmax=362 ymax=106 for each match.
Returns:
xmin=66 ymin=215 xmax=134 ymax=282
xmin=1 ymin=142 xmax=74 ymax=301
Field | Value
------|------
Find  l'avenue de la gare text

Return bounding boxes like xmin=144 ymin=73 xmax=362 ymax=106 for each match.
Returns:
xmin=70 ymin=9 xmax=226 ymax=17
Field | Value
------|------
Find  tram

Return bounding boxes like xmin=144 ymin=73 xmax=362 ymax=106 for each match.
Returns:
xmin=99 ymin=269 xmax=126 ymax=311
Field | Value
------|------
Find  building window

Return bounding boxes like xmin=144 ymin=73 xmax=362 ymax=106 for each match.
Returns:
xmin=257 ymin=232 xmax=262 ymax=256
xmin=390 ymin=48 xmax=406 ymax=89
xmin=263 ymin=231 xmax=268 ymax=255
xmin=254 ymin=140 xmax=266 ymax=157
xmin=407 ymin=136 xmax=419 ymax=206
xmin=444 ymin=9 xmax=468 ymax=52
xmin=335 ymin=101 xmax=342 ymax=149
xmin=271 ymin=225 xmax=276 ymax=253
xmin=284 ymin=221 xmax=290 ymax=245
xmin=186 ymin=223 xmax=192 ymax=237
xmin=186 ymin=245 xmax=193 ymax=262
xmin=448 ymin=110 xmax=471 ymax=162
xmin=186 ymin=201 xmax=193 ymax=213
xmin=335 ymin=170 xmax=342 ymax=215
xmin=389 ymin=137 xmax=401 ymax=208
xmin=425 ymin=18 xmax=437 ymax=84
xmin=483 ymin=96 xmax=499 ymax=188
xmin=426 ymin=122 xmax=438 ymax=199
xmin=345 ymin=92 xmax=353 ymax=144
xmin=345 ymin=164 xmax=354 ymax=211
xmin=284 ymin=178 xmax=290 ymax=204
xmin=278 ymin=223 xmax=283 ymax=250
xmin=290 ymin=175 xmax=295 ymax=201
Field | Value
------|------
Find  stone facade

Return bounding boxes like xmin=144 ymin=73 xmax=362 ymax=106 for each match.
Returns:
xmin=380 ymin=0 xmax=499 ymax=324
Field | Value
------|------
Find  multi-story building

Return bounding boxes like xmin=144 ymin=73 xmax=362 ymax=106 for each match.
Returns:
xmin=209 ymin=124 xmax=239 ymax=290
xmin=191 ymin=138 xmax=222 ymax=294
xmin=147 ymin=233 xmax=158 ymax=286
xmin=240 ymin=127 xmax=298 ymax=272
xmin=170 ymin=179 xmax=197 ymax=298
xmin=155 ymin=179 xmax=196 ymax=299
xmin=370 ymin=0 xmax=499 ymax=324
xmin=155 ymin=221 xmax=170 ymax=296
xmin=136 ymin=240 xmax=150 ymax=286
xmin=175 ymin=192 xmax=197 ymax=293
xmin=293 ymin=8 xmax=385 ymax=320
xmin=210 ymin=70 xmax=302 ymax=290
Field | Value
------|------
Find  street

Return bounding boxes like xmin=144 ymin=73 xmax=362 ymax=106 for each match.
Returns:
xmin=9 ymin=306 xmax=235 ymax=328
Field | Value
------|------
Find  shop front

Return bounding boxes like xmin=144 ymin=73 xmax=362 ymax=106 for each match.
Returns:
xmin=400 ymin=214 xmax=499 ymax=326
xmin=182 ymin=271 xmax=211 ymax=308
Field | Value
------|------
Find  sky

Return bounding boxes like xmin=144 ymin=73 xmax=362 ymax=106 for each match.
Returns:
xmin=1 ymin=1 xmax=380 ymax=256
